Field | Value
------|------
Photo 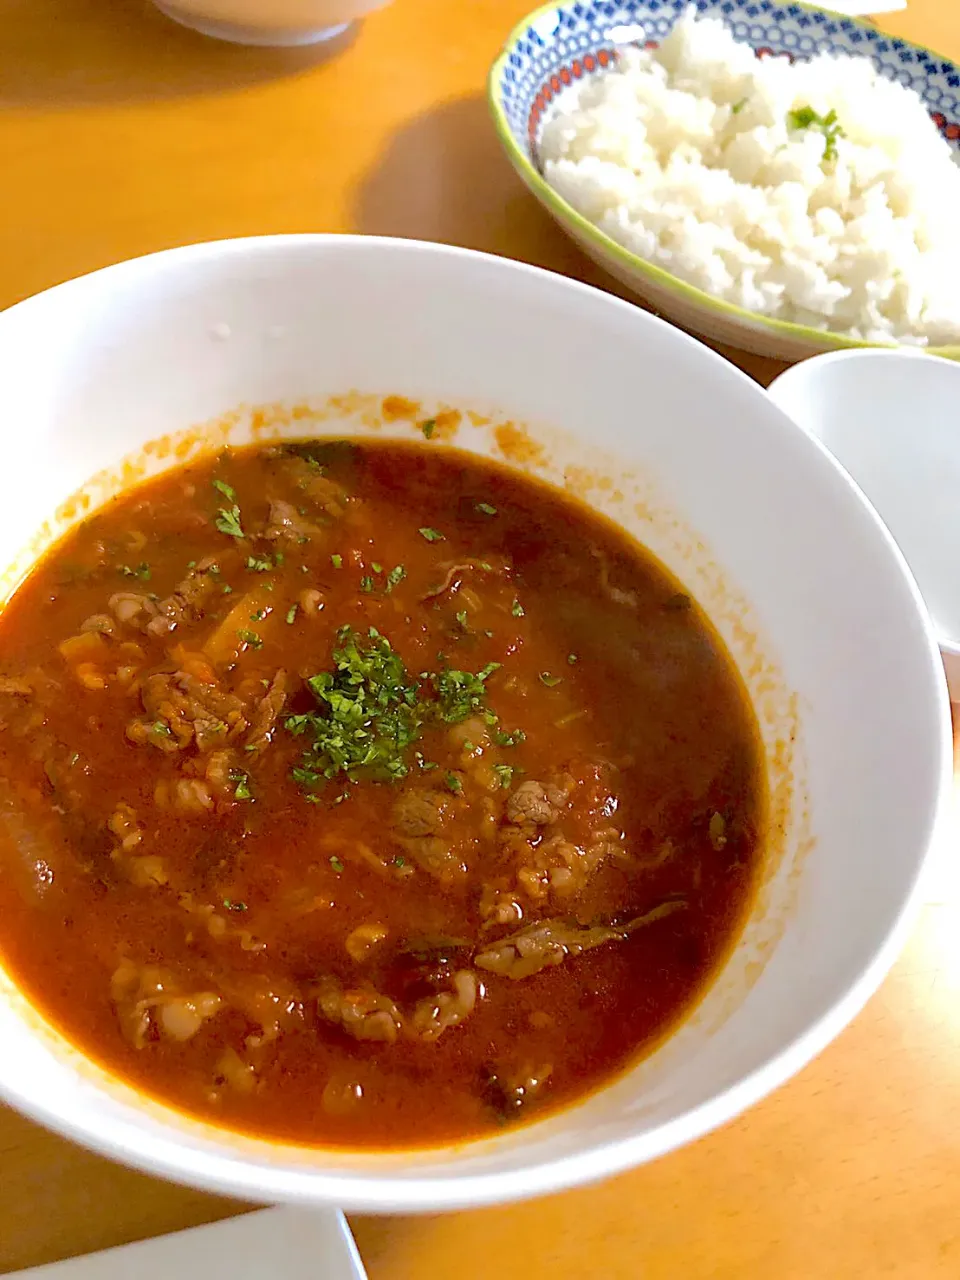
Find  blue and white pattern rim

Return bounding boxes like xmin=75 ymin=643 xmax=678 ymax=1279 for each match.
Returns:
xmin=495 ymin=0 xmax=960 ymax=161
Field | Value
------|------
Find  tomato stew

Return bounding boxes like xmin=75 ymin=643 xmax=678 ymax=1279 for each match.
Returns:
xmin=0 ymin=440 xmax=765 ymax=1148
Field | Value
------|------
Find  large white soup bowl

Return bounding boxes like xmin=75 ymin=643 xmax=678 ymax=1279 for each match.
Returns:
xmin=0 ymin=235 xmax=949 ymax=1211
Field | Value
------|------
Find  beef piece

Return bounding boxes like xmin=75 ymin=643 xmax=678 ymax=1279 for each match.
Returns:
xmin=146 ymin=556 xmax=220 ymax=638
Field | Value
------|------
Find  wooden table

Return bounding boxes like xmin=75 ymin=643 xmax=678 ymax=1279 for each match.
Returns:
xmin=2 ymin=0 xmax=959 ymax=1274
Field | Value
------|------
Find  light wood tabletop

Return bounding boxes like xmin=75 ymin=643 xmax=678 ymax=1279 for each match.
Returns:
xmin=2 ymin=1 xmax=960 ymax=1275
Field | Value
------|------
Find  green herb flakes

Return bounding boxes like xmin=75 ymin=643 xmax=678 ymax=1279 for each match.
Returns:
xmin=386 ymin=564 xmax=406 ymax=592
xmin=539 ymin=672 xmax=562 ymax=687
xmin=421 ymin=418 xmax=436 ymax=439
xmin=419 ymin=527 xmax=444 ymax=543
xmin=119 ymin=562 xmax=151 ymax=581
xmin=786 ymin=104 xmax=845 ymax=161
xmin=222 ymin=899 xmax=247 ymax=912
xmin=431 ymin=662 xmax=500 ymax=724
xmin=330 ymin=855 xmax=345 ymax=873
xmin=285 ymin=626 xmax=422 ymax=785
xmin=476 ymin=502 xmax=497 ymax=516
xmin=212 ymin=478 xmax=236 ymax=502
xmin=215 ymin=505 xmax=245 ymax=539
xmin=511 ymin=599 xmax=524 ymax=618
xmin=331 ymin=554 xmax=343 ymax=569
xmin=230 ymin=770 xmax=253 ymax=801
xmin=237 ymin=629 xmax=263 ymax=649
xmin=445 ymin=772 xmax=463 ymax=794
xmin=286 ymin=604 xmax=298 ymax=625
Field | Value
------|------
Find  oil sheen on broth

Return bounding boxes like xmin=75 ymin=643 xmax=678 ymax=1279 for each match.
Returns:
xmin=0 ymin=440 xmax=765 ymax=1148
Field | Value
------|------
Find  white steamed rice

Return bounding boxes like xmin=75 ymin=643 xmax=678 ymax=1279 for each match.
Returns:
xmin=540 ymin=9 xmax=960 ymax=345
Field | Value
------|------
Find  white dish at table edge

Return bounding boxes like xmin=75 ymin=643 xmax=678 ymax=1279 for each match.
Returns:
xmin=7 ymin=1209 xmax=365 ymax=1280
xmin=0 ymin=235 xmax=949 ymax=1210
xmin=767 ymin=348 xmax=960 ymax=700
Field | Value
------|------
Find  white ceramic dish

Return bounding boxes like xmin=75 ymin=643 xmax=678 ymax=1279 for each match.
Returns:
xmin=767 ymin=349 xmax=960 ymax=699
xmin=9 ymin=1209 xmax=365 ymax=1280
xmin=0 ymin=235 xmax=950 ymax=1210
xmin=152 ymin=0 xmax=389 ymax=46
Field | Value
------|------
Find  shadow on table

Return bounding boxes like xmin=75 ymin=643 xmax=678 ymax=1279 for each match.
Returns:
xmin=1 ymin=0 xmax=358 ymax=108
xmin=355 ymin=95 xmax=785 ymax=381
xmin=353 ymin=93 xmax=600 ymax=274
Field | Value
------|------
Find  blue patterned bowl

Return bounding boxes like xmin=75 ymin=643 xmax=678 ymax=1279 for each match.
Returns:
xmin=488 ymin=1 xmax=960 ymax=361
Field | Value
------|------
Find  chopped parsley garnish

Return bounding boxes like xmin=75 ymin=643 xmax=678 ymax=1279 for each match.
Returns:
xmin=539 ymin=671 xmax=562 ymax=687
xmin=786 ymin=105 xmax=845 ymax=161
xmin=120 ymin=561 xmax=151 ymax=581
xmin=246 ymin=555 xmax=273 ymax=573
xmin=215 ymin=505 xmax=245 ymax=539
xmin=445 ymin=772 xmax=463 ymax=794
xmin=222 ymin=584 xmax=233 ymax=594
xmin=371 ymin=562 xmax=383 ymax=574
xmin=419 ymin=527 xmax=444 ymax=543
xmin=732 ymin=96 xmax=748 ymax=114
xmin=495 ymin=727 xmax=526 ymax=748
xmin=431 ymin=662 xmax=500 ymax=724
xmin=286 ymin=604 xmax=298 ymax=624
xmin=567 ymin=653 xmax=578 ymax=664
xmin=386 ymin=564 xmax=406 ymax=592
xmin=511 ymin=599 xmax=524 ymax=618
xmin=237 ymin=629 xmax=262 ymax=649
xmin=284 ymin=629 xmax=504 ymax=793
xmin=393 ymin=854 xmax=406 ymax=868
xmin=222 ymin=899 xmax=247 ymax=912
xmin=421 ymin=418 xmax=436 ymax=439
xmin=230 ymin=770 xmax=253 ymax=800
xmin=476 ymin=502 xmax=497 ymax=516
xmin=330 ymin=855 xmax=345 ymax=873
xmin=285 ymin=626 xmax=422 ymax=784
xmin=456 ymin=610 xmax=469 ymax=630
xmin=212 ymin=478 xmax=236 ymax=502
xmin=68 ymin=751 xmax=80 ymax=767
xmin=331 ymin=554 xmax=343 ymax=569
xmin=493 ymin=763 xmax=516 ymax=789
xmin=360 ymin=575 xmax=374 ymax=593
xmin=153 ymin=721 xmax=172 ymax=737
xmin=249 ymin=608 xmax=268 ymax=622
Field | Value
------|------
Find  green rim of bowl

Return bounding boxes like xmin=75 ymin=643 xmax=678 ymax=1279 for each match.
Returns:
xmin=487 ymin=0 xmax=960 ymax=362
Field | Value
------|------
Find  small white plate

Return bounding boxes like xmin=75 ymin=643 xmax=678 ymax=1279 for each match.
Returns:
xmin=767 ymin=349 xmax=960 ymax=698
xmin=7 ymin=1209 xmax=366 ymax=1279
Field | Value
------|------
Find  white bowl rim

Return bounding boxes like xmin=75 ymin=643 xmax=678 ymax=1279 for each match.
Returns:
xmin=767 ymin=348 xmax=960 ymax=670
xmin=0 ymin=233 xmax=952 ymax=1212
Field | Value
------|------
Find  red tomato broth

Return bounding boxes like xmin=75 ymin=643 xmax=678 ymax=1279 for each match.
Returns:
xmin=0 ymin=439 xmax=765 ymax=1148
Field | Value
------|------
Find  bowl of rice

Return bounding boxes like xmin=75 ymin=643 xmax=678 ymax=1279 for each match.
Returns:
xmin=488 ymin=1 xmax=960 ymax=360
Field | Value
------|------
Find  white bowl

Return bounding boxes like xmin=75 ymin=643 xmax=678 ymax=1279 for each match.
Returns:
xmin=152 ymin=0 xmax=389 ymax=46
xmin=767 ymin=349 xmax=960 ymax=699
xmin=0 ymin=236 xmax=950 ymax=1210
